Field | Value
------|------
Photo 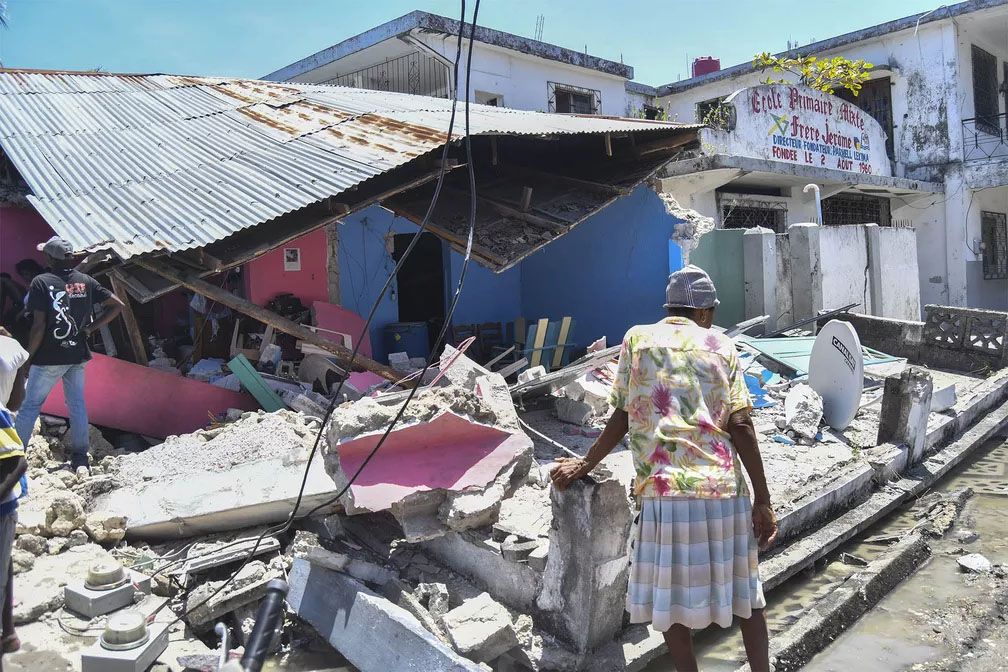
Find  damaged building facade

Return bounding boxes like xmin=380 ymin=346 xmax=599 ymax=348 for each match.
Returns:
xmin=656 ymin=0 xmax=1008 ymax=313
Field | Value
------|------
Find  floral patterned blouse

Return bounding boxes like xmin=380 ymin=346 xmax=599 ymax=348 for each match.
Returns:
xmin=609 ymin=316 xmax=752 ymax=499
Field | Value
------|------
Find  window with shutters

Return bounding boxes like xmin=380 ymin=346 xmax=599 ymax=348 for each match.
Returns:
xmin=982 ymin=211 xmax=1008 ymax=280
xmin=972 ymin=45 xmax=1000 ymax=136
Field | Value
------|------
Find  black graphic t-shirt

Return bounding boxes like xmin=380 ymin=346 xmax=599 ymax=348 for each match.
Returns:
xmin=26 ymin=269 xmax=112 ymax=366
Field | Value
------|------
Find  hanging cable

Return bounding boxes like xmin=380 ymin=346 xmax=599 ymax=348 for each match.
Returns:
xmin=165 ymin=0 xmax=482 ymax=628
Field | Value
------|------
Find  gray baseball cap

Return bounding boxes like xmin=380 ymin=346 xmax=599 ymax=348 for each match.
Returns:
xmin=36 ymin=236 xmax=74 ymax=260
xmin=664 ymin=265 xmax=720 ymax=309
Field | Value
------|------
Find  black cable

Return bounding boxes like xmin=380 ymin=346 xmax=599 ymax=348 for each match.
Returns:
xmin=166 ymin=0 xmax=479 ymax=629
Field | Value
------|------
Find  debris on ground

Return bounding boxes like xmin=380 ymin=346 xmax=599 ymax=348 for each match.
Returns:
xmin=958 ymin=553 xmax=994 ymax=574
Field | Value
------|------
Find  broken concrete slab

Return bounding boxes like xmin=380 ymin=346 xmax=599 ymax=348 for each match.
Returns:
xmin=501 ymin=537 xmax=540 ymax=563
xmin=475 ymin=373 xmax=521 ymax=432
xmin=91 ymin=410 xmax=341 ymax=539
xmin=288 ymin=558 xmax=483 ymax=672
xmin=440 ymin=592 xmax=520 ymax=663
xmin=440 ymin=455 xmax=530 ymax=533
xmin=185 ymin=560 xmax=281 ymax=626
xmin=329 ymin=410 xmax=532 ymax=517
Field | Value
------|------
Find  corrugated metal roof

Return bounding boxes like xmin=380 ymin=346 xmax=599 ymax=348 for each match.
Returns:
xmin=0 ymin=70 xmax=698 ymax=261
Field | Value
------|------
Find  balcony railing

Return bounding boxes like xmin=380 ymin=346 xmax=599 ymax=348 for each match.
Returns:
xmin=963 ymin=113 xmax=1008 ymax=161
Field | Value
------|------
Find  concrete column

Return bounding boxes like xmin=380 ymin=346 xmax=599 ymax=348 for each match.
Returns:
xmin=787 ymin=223 xmax=824 ymax=326
xmin=877 ymin=366 xmax=934 ymax=465
xmin=864 ymin=223 xmax=883 ymax=317
xmin=536 ymin=465 xmax=633 ymax=657
xmin=743 ymin=226 xmax=778 ymax=332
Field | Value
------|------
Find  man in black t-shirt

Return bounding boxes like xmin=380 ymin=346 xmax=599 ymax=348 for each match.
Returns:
xmin=13 ymin=237 xmax=124 ymax=471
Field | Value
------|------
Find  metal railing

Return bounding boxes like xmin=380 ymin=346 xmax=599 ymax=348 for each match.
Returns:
xmin=322 ymin=51 xmax=451 ymax=98
xmin=963 ymin=113 xmax=1008 ymax=161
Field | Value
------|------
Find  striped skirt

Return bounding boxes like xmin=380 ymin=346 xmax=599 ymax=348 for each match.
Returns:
xmin=626 ymin=496 xmax=765 ymax=631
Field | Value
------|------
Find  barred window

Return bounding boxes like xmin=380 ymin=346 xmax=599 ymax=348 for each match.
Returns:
xmin=719 ymin=195 xmax=788 ymax=233
xmin=548 ymin=82 xmax=600 ymax=115
xmin=981 ymin=211 xmax=1008 ymax=280
xmin=821 ymin=193 xmax=891 ymax=227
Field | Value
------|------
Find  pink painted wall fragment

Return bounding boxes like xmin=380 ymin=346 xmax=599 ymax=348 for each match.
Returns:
xmin=0 ymin=206 xmax=53 ymax=276
xmin=41 ymin=353 xmax=258 ymax=438
xmin=334 ymin=411 xmax=531 ymax=512
xmin=245 ymin=228 xmax=329 ymax=307
xmin=313 ymin=301 xmax=372 ymax=358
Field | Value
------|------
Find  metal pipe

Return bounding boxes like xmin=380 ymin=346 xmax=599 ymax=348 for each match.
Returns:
xmin=803 ymin=183 xmax=823 ymax=224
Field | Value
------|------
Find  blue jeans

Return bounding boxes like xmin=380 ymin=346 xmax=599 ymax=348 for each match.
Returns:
xmin=14 ymin=363 xmax=89 ymax=457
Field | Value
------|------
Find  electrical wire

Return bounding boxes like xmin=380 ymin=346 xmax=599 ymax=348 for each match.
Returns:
xmin=163 ymin=0 xmax=481 ymax=630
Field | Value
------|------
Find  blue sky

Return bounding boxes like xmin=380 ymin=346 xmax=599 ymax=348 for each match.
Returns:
xmin=0 ymin=0 xmax=942 ymax=86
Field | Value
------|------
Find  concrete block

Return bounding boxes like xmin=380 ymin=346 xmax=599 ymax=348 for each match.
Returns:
xmin=80 ymin=621 xmax=170 ymax=672
xmin=440 ymin=592 xmax=520 ymax=663
xmin=527 ymin=542 xmax=549 ymax=572
xmin=64 ymin=581 xmax=137 ymax=618
xmin=517 ymin=366 xmax=546 ymax=385
xmin=877 ymin=366 xmax=933 ymax=465
xmin=288 ymin=558 xmax=482 ymax=672
xmin=555 ymin=397 xmax=593 ymax=426
xmin=501 ymin=538 xmax=540 ymax=563
xmin=931 ymin=383 xmax=956 ymax=412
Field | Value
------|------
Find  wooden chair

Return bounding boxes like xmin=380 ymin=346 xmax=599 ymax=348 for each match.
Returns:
xmin=451 ymin=326 xmax=477 ymax=362
xmin=476 ymin=322 xmax=504 ymax=364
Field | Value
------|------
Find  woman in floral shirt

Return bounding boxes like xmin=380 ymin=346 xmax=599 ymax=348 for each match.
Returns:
xmin=552 ymin=265 xmax=777 ymax=672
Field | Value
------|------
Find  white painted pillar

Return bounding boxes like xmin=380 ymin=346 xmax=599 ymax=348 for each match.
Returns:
xmin=742 ymin=226 xmax=778 ymax=332
xmin=787 ymin=223 xmax=824 ymax=326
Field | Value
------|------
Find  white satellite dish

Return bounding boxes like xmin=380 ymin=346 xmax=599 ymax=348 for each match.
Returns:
xmin=808 ymin=319 xmax=863 ymax=430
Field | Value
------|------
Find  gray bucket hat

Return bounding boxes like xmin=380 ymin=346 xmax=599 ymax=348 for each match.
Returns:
xmin=37 ymin=236 xmax=74 ymax=260
xmin=664 ymin=264 xmax=720 ymax=309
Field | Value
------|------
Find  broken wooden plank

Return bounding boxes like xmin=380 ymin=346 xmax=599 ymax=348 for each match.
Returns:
xmin=137 ymin=260 xmax=402 ymax=382
xmin=110 ymin=274 xmax=148 ymax=365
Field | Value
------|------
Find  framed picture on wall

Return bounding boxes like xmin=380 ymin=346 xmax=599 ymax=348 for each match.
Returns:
xmin=283 ymin=248 xmax=301 ymax=271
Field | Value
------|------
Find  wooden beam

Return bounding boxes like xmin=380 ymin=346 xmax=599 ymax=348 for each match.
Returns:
xmin=444 ymin=187 xmax=566 ymax=232
xmin=136 ymin=260 xmax=404 ymax=383
xmin=497 ymin=165 xmax=629 ymax=196
xmin=604 ymin=132 xmax=613 ymax=157
xmin=110 ymin=274 xmax=148 ymax=364
xmin=634 ymin=132 xmax=697 ymax=156
xmin=173 ymin=249 xmax=224 ymax=272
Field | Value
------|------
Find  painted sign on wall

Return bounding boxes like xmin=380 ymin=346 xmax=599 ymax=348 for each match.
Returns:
xmin=709 ymin=84 xmax=891 ymax=177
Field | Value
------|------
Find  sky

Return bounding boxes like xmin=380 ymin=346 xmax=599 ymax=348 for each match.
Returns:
xmin=0 ymin=0 xmax=945 ymax=86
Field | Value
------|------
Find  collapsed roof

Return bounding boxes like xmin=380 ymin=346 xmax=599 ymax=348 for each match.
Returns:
xmin=0 ymin=69 xmax=700 ymax=297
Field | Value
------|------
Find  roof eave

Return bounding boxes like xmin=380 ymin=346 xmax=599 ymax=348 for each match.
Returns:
xmin=264 ymin=10 xmax=633 ymax=82
xmin=656 ymin=0 xmax=1007 ymax=97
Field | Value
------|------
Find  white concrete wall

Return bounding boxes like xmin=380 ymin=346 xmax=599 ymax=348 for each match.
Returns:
xmin=418 ymin=36 xmax=631 ymax=116
xmin=659 ymin=22 xmax=958 ymax=179
xmin=819 ymin=224 xmax=871 ymax=313
xmin=876 ymin=227 xmax=922 ymax=320
xmin=892 ymin=197 xmax=948 ymax=308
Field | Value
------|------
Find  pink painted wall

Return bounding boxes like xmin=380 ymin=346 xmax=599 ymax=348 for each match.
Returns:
xmin=0 ymin=206 xmax=54 ymax=276
xmin=245 ymin=228 xmax=329 ymax=307
xmin=42 ymin=353 xmax=258 ymax=438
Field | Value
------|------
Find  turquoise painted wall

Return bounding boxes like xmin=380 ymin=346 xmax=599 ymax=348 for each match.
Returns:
xmin=690 ymin=229 xmax=746 ymax=328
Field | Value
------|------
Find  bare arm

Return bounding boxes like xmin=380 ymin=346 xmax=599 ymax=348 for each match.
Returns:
xmin=550 ymin=409 xmax=629 ymax=490
xmin=727 ymin=408 xmax=778 ymax=548
xmin=6 ymin=366 xmax=27 ymax=413
xmin=85 ymin=295 xmax=125 ymax=335
xmin=26 ymin=309 xmax=46 ymax=360
xmin=0 ymin=456 xmax=27 ymax=503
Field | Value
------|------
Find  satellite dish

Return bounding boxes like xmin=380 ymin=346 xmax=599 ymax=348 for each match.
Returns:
xmin=808 ymin=319 xmax=863 ymax=430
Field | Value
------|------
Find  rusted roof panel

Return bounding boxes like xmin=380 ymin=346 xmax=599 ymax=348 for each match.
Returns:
xmin=0 ymin=70 xmax=697 ymax=261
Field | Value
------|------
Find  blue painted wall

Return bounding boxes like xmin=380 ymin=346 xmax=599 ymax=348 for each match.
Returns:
xmin=338 ymin=205 xmax=522 ymax=362
xmin=339 ymin=188 xmax=686 ymax=363
xmin=519 ymin=185 xmax=685 ymax=350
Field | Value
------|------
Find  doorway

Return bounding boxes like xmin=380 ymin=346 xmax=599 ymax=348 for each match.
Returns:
xmin=392 ymin=232 xmax=446 ymax=341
